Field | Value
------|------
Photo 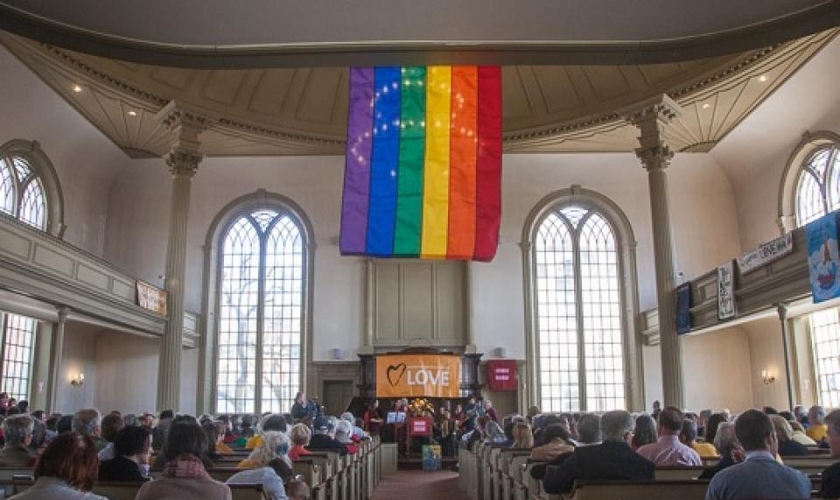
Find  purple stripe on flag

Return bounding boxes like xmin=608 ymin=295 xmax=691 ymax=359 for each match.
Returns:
xmin=340 ymin=67 xmax=375 ymax=255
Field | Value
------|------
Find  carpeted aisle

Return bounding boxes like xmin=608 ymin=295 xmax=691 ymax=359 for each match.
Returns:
xmin=370 ymin=470 xmax=462 ymax=500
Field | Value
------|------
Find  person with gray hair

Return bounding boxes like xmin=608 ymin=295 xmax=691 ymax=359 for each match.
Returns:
xmin=699 ymin=422 xmax=743 ymax=480
xmin=340 ymin=412 xmax=368 ymax=441
xmin=807 ymin=405 xmax=828 ymax=442
xmin=543 ymin=410 xmax=654 ymax=495
xmin=72 ymin=408 xmax=107 ymax=451
xmin=0 ymin=414 xmax=36 ymax=466
xmin=575 ymin=413 xmax=601 ymax=446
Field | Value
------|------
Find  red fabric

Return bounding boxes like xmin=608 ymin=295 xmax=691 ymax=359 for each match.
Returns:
xmin=485 ymin=359 xmax=517 ymax=391
xmin=473 ymin=66 xmax=502 ymax=261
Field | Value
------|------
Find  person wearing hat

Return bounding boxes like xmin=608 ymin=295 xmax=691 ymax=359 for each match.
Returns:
xmin=305 ymin=416 xmax=347 ymax=456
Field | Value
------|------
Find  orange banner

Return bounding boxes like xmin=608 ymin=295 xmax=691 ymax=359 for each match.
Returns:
xmin=376 ymin=354 xmax=461 ymax=398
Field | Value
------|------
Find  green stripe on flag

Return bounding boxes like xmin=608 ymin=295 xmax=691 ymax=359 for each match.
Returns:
xmin=393 ymin=66 xmax=426 ymax=256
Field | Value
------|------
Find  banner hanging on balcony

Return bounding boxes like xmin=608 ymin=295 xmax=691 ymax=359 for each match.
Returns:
xmin=807 ymin=212 xmax=840 ymax=303
xmin=340 ymin=66 xmax=502 ymax=261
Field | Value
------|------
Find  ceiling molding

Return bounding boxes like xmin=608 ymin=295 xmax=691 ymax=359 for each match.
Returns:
xmin=1 ymin=1 xmax=839 ymax=68
xmin=1 ymin=28 xmax=837 ymax=156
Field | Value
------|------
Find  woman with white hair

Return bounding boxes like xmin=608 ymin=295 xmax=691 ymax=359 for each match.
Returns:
xmin=236 ymin=431 xmax=292 ymax=471
xmin=334 ymin=420 xmax=359 ymax=454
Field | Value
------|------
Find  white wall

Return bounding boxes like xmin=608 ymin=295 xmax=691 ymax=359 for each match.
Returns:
xmin=682 ymin=327 xmax=754 ymax=413
xmin=742 ymin=317 xmax=792 ymax=410
xmin=0 ymin=45 xmax=127 ymax=257
xmin=56 ymin=322 xmax=100 ymax=413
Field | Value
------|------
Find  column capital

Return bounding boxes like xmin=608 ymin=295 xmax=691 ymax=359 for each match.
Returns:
xmin=776 ymin=302 xmax=790 ymax=321
xmin=55 ymin=306 xmax=70 ymax=323
xmin=623 ymin=94 xmax=684 ymax=172
xmin=165 ymin=150 xmax=202 ymax=178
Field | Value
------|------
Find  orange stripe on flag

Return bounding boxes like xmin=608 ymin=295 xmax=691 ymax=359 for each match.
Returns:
xmin=447 ymin=66 xmax=478 ymax=259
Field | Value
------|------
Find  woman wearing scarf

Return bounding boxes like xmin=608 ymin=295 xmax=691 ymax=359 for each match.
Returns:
xmin=135 ymin=419 xmax=231 ymax=500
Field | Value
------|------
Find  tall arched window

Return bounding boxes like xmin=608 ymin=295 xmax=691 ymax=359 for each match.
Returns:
xmin=783 ymin=138 xmax=840 ymax=407
xmin=216 ymin=208 xmax=306 ymax=414
xmin=0 ymin=152 xmax=48 ymax=230
xmin=525 ymin=187 xmax=641 ymax=413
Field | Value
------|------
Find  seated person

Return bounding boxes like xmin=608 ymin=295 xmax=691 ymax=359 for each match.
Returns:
xmin=289 ymin=423 xmax=313 ymax=460
xmin=699 ymin=422 xmax=743 ymax=480
xmin=770 ymin=415 xmax=808 ymax=456
xmin=575 ymin=414 xmax=602 ymax=447
xmin=680 ymin=419 xmax=718 ymax=458
xmin=247 ymin=414 xmax=287 ymax=449
xmin=340 ymin=412 xmax=368 ymax=441
xmin=637 ymin=406 xmax=701 ymax=466
xmin=227 ymin=457 xmax=290 ymax=500
xmin=287 ymin=479 xmax=311 ymax=500
xmin=135 ymin=419 xmax=231 ymax=500
xmin=543 ymin=410 xmax=654 ymax=495
xmin=511 ymin=422 xmax=533 ymax=449
xmin=9 ymin=432 xmax=107 ymax=500
xmin=306 ymin=416 xmax=347 ymax=457
xmin=706 ymin=409 xmax=810 ymax=500
xmin=97 ymin=413 xmax=125 ymax=461
xmin=237 ymin=431 xmax=291 ymax=470
xmin=99 ymin=426 xmax=152 ymax=481
xmin=0 ymin=414 xmax=36 ymax=466
xmin=334 ymin=420 xmax=358 ymax=454
xmin=291 ymin=392 xmax=318 ymax=422
xmin=788 ymin=420 xmax=816 ymax=446
xmin=819 ymin=409 xmax=840 ymax=498
xmin=807 ymin=405 xmax=828 ymax=442
xmin=631 ymin=414 xmax=656 ymax=450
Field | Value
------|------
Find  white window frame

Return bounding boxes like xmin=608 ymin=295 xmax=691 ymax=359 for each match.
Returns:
xmin=522 ymin=186 xmax=643 ymax=412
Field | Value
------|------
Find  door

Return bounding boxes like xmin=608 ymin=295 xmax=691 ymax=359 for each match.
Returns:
xmin=322 ymin=380 xmax=356 ymax=416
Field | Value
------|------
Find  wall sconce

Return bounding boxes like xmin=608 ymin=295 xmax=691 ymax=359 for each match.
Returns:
xmin=762 ymin=369 xmax=775 ymax=385
xmin=70 ymin=373 xmax=84 ymax=387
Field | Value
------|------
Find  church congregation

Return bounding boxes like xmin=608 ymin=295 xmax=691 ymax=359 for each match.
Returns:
xmin=1 ymin=1 xmax=840 ymax=499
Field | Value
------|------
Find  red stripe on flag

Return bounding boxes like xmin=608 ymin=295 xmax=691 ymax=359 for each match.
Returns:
xmin=474 ymin=66 xmax=502 ymax=261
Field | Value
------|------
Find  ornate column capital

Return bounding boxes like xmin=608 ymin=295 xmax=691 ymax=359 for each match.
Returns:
xmin=156 ymin=100 xmax=214 ymax=176
xmin=623 ymin=94 xmax=684 ymax=172
xmin=165 ymin=150 xmax=202 ymax=178
xmin=56 ymin=306 xmax=70 ymax=324
xmin=776 ymin=302 xmax=790 ymax=321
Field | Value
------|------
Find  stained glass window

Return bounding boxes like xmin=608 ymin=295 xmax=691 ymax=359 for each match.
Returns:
xmin=0 ymin=313 xmax=35 ymax=402
xmin=535 ymin=205 xmax=625 ymax=412
xmin=0 ymin=154 xmax=48 ymax=230
xmin=217 ymin=209 xmax=305 ymax=414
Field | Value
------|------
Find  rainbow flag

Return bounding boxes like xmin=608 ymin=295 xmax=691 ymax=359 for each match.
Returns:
xmin=340 ymin=66 xmax=502 ymax=261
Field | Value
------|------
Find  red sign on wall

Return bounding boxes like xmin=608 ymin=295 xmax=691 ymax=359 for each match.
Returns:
xmin=485 ymin=360 xmax=517 ymax=391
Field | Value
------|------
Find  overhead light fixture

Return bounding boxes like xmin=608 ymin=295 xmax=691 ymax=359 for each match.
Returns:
xmin=758 ymin=75 xmax=768 ymax=83
xmin=701 ymin=103 xmax=710 ymax=110
xmin=127 ymin=110 xmax=138 ymax=117
xmin=72 ymin=85 xmax=83 ymax=93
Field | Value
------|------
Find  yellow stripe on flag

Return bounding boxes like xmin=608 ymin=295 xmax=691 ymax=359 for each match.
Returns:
xmin=421 ymin=66 xmax=452 ymax=258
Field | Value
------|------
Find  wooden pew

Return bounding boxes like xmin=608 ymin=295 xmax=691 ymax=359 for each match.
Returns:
xmin=494 ymin=448 xmax=531 ymax=500
xmin=294 ymin=458 xmax=326 ymax=500
xmin=653 ymin=466 xmax=706 ymax=480
xmin=563 ymin=479 xmax=710 ymax=500
xmin=0 ymin=467 xmax=34 ymax=481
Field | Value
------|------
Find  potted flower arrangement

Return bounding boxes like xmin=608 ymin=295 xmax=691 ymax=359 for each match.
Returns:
xmin=409 ymin=397 xmax=434 ymax=417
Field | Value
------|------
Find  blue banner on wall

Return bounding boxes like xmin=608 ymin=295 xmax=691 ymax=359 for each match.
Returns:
xmin=676 ymin=282 xmax=692 ymax=334
xmin=807 ymin=212 xmax=840 ymax=303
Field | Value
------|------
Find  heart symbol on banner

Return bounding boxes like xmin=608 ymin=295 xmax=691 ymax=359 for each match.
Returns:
xmin=386 ymin=363 xmax=407 ymax=387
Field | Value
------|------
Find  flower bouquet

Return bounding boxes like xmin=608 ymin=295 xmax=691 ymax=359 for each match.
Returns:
xmin=409 ymin=397 xmax=434 ymax=417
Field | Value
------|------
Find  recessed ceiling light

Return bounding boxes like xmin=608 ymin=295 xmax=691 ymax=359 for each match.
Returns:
xmin=72 ymin=85 xmax=83 ymax=93
xmin=758 ymin=75 xmax=768 ymax=82
xmin=127 ymin=110 xmax=138 ymax=117
xmin=701 ymin=103 xmax=710 ymax=109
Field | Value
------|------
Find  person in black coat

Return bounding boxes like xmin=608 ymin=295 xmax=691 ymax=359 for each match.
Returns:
xmin=306 ymin=416 xmax=348 ymax=457
xmin=99 ymin=426 xmax=152 ymax=482
xmin=543 ymin=410 xmax=654 ymax=495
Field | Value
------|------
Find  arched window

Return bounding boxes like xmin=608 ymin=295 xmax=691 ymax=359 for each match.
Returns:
xmin=0 ymin=139 xmax=64 ymax=236
xmin=779 ymin=133 xmax=840 ymax=408
xmin=524 ymin=187 xmax=641 ymax=413
xmin=794 ymin=144 xmax=840 ymax=227
xmin=214 ymin=203 xmax=309 ymax=414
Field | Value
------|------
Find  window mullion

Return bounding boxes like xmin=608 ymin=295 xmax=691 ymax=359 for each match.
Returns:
xmin=573 ymin=229 xmax=587 ymax=411
xmin=0 ymin=312 xmax=6 ymax=391
xmin=255 ymin=233 xmax=267 ymax=415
